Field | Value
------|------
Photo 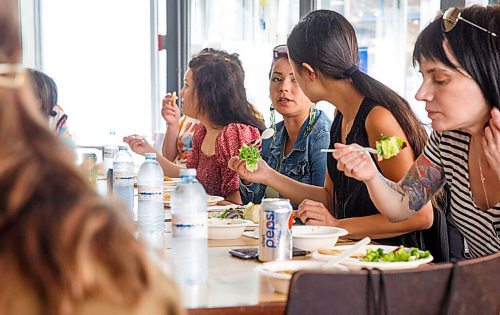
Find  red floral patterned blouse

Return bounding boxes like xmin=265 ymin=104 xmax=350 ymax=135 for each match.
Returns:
xmin=187 ymin=123 xmax=260 ymax=198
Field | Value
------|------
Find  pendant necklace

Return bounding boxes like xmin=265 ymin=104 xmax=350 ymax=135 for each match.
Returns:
xmin=478 ymin=157 xmax=491 ymax=209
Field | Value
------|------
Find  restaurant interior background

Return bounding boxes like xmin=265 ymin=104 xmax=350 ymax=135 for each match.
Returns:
xmin=19 ymin=0 xmax=493 ymax=162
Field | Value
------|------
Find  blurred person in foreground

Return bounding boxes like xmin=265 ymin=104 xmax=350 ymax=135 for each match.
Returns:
xmin=334 ymin=5 xmax=500 ymax=258
xmin=0 ymin=1 xmax=184 ymax=314
xmin=239 ymin=45 xmax=331 ymax=207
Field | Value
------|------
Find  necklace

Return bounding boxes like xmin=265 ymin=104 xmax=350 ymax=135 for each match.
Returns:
xmin=478 ymin=158 xmax=491 ymax=209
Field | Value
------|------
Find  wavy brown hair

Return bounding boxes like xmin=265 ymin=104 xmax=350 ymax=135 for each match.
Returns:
xmin=188 ymin=49 xmax=266 ymax=132
xmin=0 ymin=1 xmax=182 ymax=314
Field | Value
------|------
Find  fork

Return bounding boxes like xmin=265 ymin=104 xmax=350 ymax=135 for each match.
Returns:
xmin=320 ymin=147 xmax=378 ymax=155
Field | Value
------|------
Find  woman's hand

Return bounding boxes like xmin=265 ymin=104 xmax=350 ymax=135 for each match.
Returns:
xmin=161 ymin=93 xmax=181 ymax=126
xmin=297 ymin=199 xmax=338 ymax=226
xmin=228 ymin=156 xmax=271 ymax=185
xmin=483 ymin=107 xmax=500 ymax=181
xmin=333 ymin=143 xmax=379 ymax=182
xmin=123 ymin=135 xmax=155 ymax=156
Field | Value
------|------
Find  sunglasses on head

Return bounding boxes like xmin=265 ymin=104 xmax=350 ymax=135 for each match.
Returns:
xmin=272 ymin=45 xmax=288 ymax=59
xmin=440 ymin=7 xmax=497 ymax=37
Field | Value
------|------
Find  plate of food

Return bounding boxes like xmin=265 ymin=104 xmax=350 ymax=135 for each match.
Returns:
xmin=312 ymin=245 xmax=432 ymax=270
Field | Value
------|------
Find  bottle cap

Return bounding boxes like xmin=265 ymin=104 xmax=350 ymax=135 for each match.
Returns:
xmin=145 ymin=152 xmax=156 ymax=160
xmin=118 ymin=145 xmax=128 ymax=150
xmin=179 ymin=168 xmax=196 ymax=177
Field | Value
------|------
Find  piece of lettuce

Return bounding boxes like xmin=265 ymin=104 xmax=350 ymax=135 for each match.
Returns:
xmin=239 ymin=144 xmax=262 ymax=172
xmin=361 ymin=246 xmax=430 ymax=262
xmin=376 ymin=134 xmax=407 ymax=160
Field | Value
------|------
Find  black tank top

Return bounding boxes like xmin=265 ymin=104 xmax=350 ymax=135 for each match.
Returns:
xmin=327 ymin=98 xmax=423 ymax=248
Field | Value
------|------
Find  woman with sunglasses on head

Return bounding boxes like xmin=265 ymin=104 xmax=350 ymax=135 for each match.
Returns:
xmin=239 ymin=45 xmax=331 ymax=207
xmin=125 ymin=48 xmax=265 ymax=204
xmin=334 ymin=5 xmax=499 ymax=258
xmin=229 ymin=10 xmax=433 ymax=247
xmin=0 ymin=1 xmax=184 ymax=314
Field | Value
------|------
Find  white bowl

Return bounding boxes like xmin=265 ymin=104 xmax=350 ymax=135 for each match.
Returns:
xmin=207 ymin=218 xmax=252 ymax=239
xmin=292 ymin=226 xmax=348 ymax=251
xmin=256 ymin=260 xmax=347 ymax=294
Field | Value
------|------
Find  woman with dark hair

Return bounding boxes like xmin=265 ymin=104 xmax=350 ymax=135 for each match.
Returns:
xmin=239 ymin=45 xmax=331 ymax=207
xmin=334 ymin=5 xmax=499 ymax=258
xmin=229 ymin=10 xmax=433 ymax=247
xmin=28 ymin=69 xmax=70 ymax=138
xmin=0 ymin=1 xmax=183 ymax=314
xmin=126 ymin=48 xmax=265 ymax=204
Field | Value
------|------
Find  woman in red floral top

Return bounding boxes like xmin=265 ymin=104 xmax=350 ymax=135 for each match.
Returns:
xmin=125 ymin=48 xmax=265 ymax=204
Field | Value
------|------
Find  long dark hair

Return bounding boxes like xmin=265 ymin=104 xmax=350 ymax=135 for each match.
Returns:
xmin=413 ymin=5 xmax=499 ymax=109
xmin=287 ymin=10 xmax=428 ymax=156
xmin=189 ymin=49 xmax=266 ymax=132
xmin=28 ymin=69 xmax=58 ymax=117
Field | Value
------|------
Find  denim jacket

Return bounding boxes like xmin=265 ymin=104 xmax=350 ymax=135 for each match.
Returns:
xmin=240 ymin=108 xmax=331 ymax=208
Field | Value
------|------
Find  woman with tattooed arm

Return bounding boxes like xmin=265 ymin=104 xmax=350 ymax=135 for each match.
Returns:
xmin=334 ymin=5 xmax=500 ymax=258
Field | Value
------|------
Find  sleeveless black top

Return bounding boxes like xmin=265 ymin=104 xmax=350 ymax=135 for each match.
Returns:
xmin=327 ymin=98 xmax=423 ymax=248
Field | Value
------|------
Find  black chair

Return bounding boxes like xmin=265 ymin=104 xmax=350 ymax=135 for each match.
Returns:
xmin=285 ymin=252 xmax=500 ymax=315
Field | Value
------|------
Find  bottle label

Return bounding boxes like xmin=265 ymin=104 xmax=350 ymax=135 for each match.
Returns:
xmin=172 ymin=213 xmax=208 ymax=238
xmin=113 ymin=170 xmax=133 ymax=185
xmin=104 ymin=147 xmax=118 ymax=159
xmin=138 ymin=185 xmax=163 ymax=201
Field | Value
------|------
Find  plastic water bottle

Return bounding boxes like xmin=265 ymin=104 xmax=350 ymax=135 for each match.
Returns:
xmin=170 ymin=168 xmax=208 ymax=285
xmin=113 ymin=146 xmax=134 ymax=214
xmin=137 ymin=153 xmax=164 ymax=249
xmin=104 ymin=131 xmax=119 ymax=192
xmin=103 ymin=130 xmax=119 ymax=172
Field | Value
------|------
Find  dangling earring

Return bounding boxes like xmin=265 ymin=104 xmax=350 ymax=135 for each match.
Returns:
xmin=261 ymin=104 xmax=276 ymax=140
xmin=304 ymin=103 xmax=316 ymax=136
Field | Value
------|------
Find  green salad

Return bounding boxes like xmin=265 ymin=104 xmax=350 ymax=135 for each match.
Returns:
xmin=362 ymin=246 xmax=431 ymax=262
xmin=375 ymin=135 xmax=407 ymax=161
xmin=239 ymin=144 xmax=262 ymax=172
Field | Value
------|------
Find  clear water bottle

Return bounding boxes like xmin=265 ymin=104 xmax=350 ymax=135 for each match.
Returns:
xmin=113 ymin=146 xmax=134 ymax=214
xmin=137 ymin=153 xmax=164 ymax=249
xmin=104 ymin=131 xmax=119 ymax=192
xmin=170 ymin=168 xmax=208 ymax=285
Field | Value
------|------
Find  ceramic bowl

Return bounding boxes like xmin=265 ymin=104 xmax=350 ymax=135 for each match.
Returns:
xmin=292 ymin=226 xmax=348 ymax=251
xmin=207 ymin=218 xmax=253 ymax=239
xmin=256 ymin=260 xmax=347 ymax=294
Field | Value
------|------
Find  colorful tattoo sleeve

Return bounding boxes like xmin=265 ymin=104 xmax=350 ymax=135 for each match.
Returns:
xmin=400 ymin=154 xmax=445 ymax=211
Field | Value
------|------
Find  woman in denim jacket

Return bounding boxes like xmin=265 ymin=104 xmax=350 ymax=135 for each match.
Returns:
xmin=240 ymin=45 xmax=331 ymax=207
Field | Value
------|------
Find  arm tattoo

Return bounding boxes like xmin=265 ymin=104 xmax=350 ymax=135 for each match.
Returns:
xmin=379 ymin=173 xmax=405 ymax=201
xmin=401 ymin=155 xmax=445 ymax=211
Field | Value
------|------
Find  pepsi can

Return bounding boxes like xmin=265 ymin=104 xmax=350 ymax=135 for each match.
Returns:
xmin=258 ymin=198 xmax=293 ymax=262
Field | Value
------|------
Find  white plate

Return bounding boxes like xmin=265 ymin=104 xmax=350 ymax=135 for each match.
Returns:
xmin=208 ymin=218 xmax=253 ymax=239
xmin=163 ymin=195 xmax=224 ymax=207
xmin=313 ymin=245 xmax=433 ymax=270
xmin=312 ymin=245 xmax=397 ymax=261
xmin=292 ymin=226 xmax=348 ymax=251
xmin=163 ymin=178 xmax=181 ymax=186
xmin=207 ymin=195 xmax=224 ymax=206
xmin=256 ymin=260 xmax=347 ymax=294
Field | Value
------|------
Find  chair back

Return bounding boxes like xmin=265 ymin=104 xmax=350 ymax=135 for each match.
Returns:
xmin=285 ymin=252 xmax=500 ymax=315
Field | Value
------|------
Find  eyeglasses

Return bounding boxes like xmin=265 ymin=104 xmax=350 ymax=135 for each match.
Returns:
xmin=272 ymin=45 xmax=288 ymax=60
xmin=441 ymin=7 xmax=497 ymax=37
